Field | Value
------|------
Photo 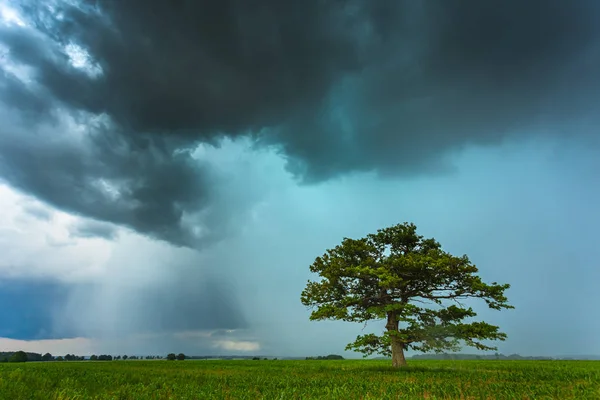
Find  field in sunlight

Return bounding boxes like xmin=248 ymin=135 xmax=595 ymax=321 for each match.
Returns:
xmin=0 ymin=359 xmax=599 ymax=399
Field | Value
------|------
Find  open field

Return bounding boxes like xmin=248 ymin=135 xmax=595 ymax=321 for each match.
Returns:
xmin=1 ymin=359 xmax=599 ymax=399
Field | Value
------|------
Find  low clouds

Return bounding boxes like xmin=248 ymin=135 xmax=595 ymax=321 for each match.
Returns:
xmin=69 ymin=220 xmax=118 ymax=240
xmin=1 ymin=0 xmax=600 ymax=246
xmin=0 ymin=184 xmax=249 ymax=349
xmin=214 ymin=339 xmax=260 ymax=353
xmin=20 ymin=202 xmax=53 ymax=221
xmin=0 ymin=278 xmax=70 ymax=340
xmin=0 ymin=184 xmax=112 ymax=280
xmin=0 ymin=105 xmax=215 ymax=248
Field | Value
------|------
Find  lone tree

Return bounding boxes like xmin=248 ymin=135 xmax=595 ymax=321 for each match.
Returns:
xmin=301 ymin=222 xmax=513 ymax=368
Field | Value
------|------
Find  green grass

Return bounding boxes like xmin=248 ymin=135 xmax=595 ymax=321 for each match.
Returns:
xmin=0 ymin=359 xmax=599 ymax=399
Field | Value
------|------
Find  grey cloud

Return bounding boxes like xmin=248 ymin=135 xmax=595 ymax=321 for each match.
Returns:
xmin=0 ymin=107 xmax=218 ymax=247
xmin=0 ymin=271 xmax=247 ymax=342
xmin=0 ymin=67 xmax=53 ymax=117
xmin=69 ymin=220 xmax=118 ymax=240
xmin=45 ymin=235 xmax=77 ymax=248
xmin=60 ymin=262 xmax=247 ymax=340
xmin=21 ymin=203 xmax=53 ymax=221
xmin=0 ymin=277 xmax=76 ymax=340
xmin=1 ymin=0 xmax=600 ymax=246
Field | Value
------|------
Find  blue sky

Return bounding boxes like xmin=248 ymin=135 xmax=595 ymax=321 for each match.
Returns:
xmin=0 ymin=1 xmax=599 ymax=357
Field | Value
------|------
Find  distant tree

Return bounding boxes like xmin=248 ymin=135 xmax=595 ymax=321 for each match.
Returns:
xmin=167 ymin=353 xmax=176 ymax=361
xmin=123 ymin=355 xmax=128 ymax=360
xmin=176 ymin=353 xmax=186 ymax=361
xmin=301 ymin=222 xmax=513 ymax=368
xmin=90 ymin=355 xmax=98 ymax=361
xmin=56 ymin=356 xmax=64 ymax=361
xmin=42 ymin=353 xmax=53 ymax=362
xmin=9 ymin=351 xmax=28 ymax=363
xmin=252 ymin=357 xmax=260 ymax=360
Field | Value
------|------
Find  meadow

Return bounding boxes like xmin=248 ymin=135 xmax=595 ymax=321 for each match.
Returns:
xmin=0 ymin=359 xmax=599 ymax=399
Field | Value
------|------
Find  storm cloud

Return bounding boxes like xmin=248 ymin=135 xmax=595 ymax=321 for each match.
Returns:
xmin=69 ymin=220 xmax=118 ymax=240
xmin=1 ymin=0 xmax=599 ymax=246
xmin=0 ymin=278 xmax=73 ymax=340
xmin=59 ymin=269 xmax=247 ymax=339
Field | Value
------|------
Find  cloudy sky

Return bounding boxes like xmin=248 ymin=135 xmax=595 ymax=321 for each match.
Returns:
xmin=0 ymin=0 xmax=599 ymax=358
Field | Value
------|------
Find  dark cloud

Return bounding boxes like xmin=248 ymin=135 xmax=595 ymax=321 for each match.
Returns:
xmin=130 ymin=276 xmax=247 ymax=333
xmin=1 ymin=0 xmax=600 ymax=245
xmin=69 ymin=220 xmax=118 ymax=240
xmin=21 ymin=203 xmax=53 ymax=221
xmin=0 ymin=108 xmax=216 ymax=247
xmin=0 ymin=278 xmax=72 ymax=340
xmin=0 ymin=271 xmax=246 ymax=341
xmin=60 ymin=267 xmax=247 ymax=339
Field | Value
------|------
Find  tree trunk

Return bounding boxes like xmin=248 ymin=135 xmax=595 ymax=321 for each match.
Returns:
xmin=390 ymin=335 xmax=407 ymax=368
xmin=386 ymin=312 xmax=408 ymax=368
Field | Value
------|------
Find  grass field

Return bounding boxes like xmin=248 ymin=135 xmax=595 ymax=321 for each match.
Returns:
xmin=0 ymin=359 xmax=599 ymax=399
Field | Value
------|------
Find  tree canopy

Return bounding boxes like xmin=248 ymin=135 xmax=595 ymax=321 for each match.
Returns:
xmin=301 ymin=222 xmax=513 ymax=367
xmin=9 ymin=351 xmax=28 ymax=363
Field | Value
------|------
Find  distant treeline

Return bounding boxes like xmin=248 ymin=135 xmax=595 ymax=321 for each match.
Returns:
xmin=1 ymin=352 xmax=345 ymax=363
xmin=305 ymin=354 xmax=344 ymax=360
xmin=1 ymin=351 xmax=63 ymax=362
xmin=411 ymin=353 xmax=560 ymax=361
xmin=0 ymin=351 xmax=186 ymax=363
